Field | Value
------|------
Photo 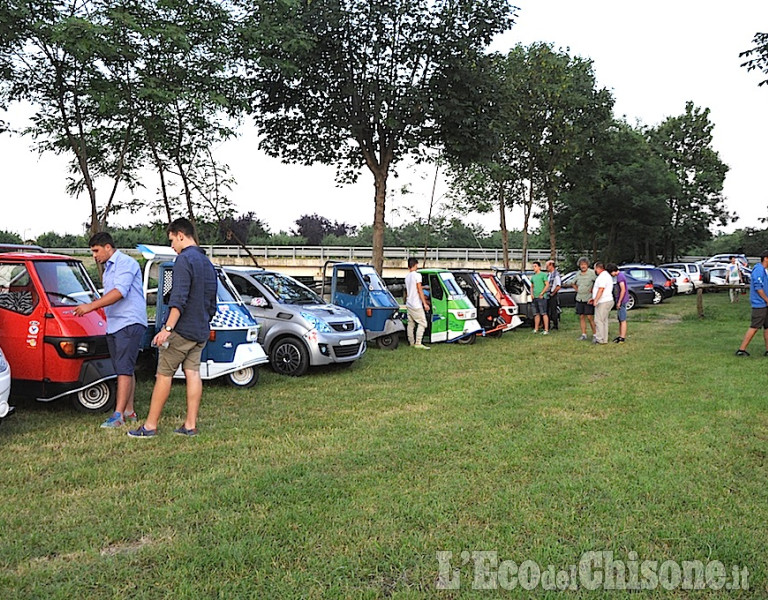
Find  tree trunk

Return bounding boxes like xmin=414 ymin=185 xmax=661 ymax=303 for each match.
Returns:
xmin=521 ymin=178 xmax=534 ymax=270
xmin=498 ymin=182 xmax=509 ymax=269
xmin=372 ymin=168 xmax=387 ymax=275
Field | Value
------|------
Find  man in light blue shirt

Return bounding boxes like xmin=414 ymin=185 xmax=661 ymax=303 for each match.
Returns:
xmin=735 ymin=251 xmax=768 ymax=356
xmin=74 ymin=232 xmax=147 ymax=427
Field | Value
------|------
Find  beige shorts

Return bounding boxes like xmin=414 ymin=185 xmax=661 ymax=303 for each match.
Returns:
xmin=156 ymin=332 xmax=206 ymax=376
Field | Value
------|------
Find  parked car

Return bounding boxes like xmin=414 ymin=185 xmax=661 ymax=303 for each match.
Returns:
xmin=494 ymin=269 xmax=533 ymax=323
xmin=700 ymin=254 xmax=748 ymax=269
xmin=664 ymin=267 xmax=694 ymax=295
xmin=560 ymin=271 xmax=656 ymax=310
xmin=451 ymin=269 xmax=518 ymax=337
xmin=322 ymin=261 xmax=404 ymax=350
xmin=0 ymin=246 xmax=117 ymax=412
xmin=138 ymin=246 xmax=269 ymax=388
xmin=618 ymin=266 xmax=674 ymax=304
xmin=0 ymin=345 xmax=13 ymax=426
xmin=659 ymin=262 xmax=704 ymax=290
xmin=224 ymin=266 xmax=366 ymax=376
xmin=479 ymin=273 xmax=523 ymax=331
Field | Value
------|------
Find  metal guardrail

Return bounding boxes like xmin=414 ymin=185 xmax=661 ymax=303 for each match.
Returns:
xmin=45 ymin=245 xmax=562 ymax=263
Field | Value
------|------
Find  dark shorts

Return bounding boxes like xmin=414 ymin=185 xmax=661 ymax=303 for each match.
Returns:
xmin=156 ymin=332 xmax=206 ymax=377
xmin=532 ymin=298 xmax=548 ymax=315
xmin=106 ymin=323 xmax=147 ymax=376
xmin=750 ymin=307 xmax=768 ymax=329
xmin=575 ymin=301 xmax=594 ymax=316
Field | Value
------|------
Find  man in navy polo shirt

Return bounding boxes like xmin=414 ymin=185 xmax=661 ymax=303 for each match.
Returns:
xmin=75 ymin=232 xmax=147 ymax=428
xmin=735 ymin=251 xmax=768 ymax=357
xmin=129 ymin=218 xmax=217 ymax=437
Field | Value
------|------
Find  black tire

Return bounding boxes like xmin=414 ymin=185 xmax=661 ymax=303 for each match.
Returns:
xmin=456 ymin=333 xmax=476 ymax=345
xmin=227 ymin=366 xmax=259 ymax=388
xmin=73 ymin=380 xmax=116 ymax=413
xmin=487 ymin=328 xmax=504 ymax=339
xmin=626 ymin=292 xmax=637 ymax=311
xmin=270 ymin=337 xmax=309 ymax=377
xmin=375 ymin=334 xmax=400 ymax=350
xmin=652 ymin=289 xmax=663 ymax=305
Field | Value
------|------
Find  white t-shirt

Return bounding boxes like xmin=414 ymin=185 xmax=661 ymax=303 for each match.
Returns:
xmin=593 ymin=270 xmax=615 ymax=304
xmin=405 ymin=271 xmax=423 ymax=309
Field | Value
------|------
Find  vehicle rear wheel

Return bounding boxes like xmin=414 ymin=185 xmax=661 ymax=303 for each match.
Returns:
xmin=270 ymin=338 xmax=309 ymax=377
xmin=625 ymin=293 xmax=637 ymax=311
xmin=227 ymin=366 xmax=259 ymax=388
xmin=456 ymin=333 xmax=476 ymax=345
xmin=652 ymin=289 xmax=663 ymax=305
xmin=73 ymin=380 xmax=116 ymax=413
xmin=375 ymin=333 xmax=400 ymax=350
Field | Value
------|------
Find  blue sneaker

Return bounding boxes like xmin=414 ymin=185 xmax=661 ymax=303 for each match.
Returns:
xmin=101 ymin=412 xmax=124 ymax=429
xmin=127 ymin=425 xmax=157 ymax=438
xmin=174 ymin=426 xmax=198 ymax=437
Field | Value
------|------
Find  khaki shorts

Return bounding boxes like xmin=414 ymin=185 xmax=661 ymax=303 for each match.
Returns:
xmin=156 ymin=332 xmax=206 ymax=377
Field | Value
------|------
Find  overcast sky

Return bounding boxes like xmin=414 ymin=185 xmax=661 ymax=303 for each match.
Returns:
xmin=2 ymin=0 xmax=766 ymax=240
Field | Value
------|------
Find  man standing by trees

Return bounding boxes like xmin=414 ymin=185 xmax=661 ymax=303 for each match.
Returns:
xmin=589 ymin=262 xmax=614 ymax=345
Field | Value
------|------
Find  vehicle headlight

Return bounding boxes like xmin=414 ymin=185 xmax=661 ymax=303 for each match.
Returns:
xmin=352 ymin=315 xmax=363 ymax=330
xmin=301 ymin=312 xmax=333 ymax=333
xmin=0 ymin=349 xmax=7 ymax=373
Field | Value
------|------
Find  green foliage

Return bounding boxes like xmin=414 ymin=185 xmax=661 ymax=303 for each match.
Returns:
xmin=648 ymin=101 xmax=731 ymax=260
xmin=293 ymin=214 xmax=357 ymax=245
xmin=240 ymin=0 xmax=516 ymax=271
xmin=36 ymin=231 xmax=89 ymax=248
xmin=0 ymin=230 xmax=22 ymax=244
xmin=557 ymin=120 xmax=675 ymax=264
xmin=740 ymin=31 xmax=768 ymax=86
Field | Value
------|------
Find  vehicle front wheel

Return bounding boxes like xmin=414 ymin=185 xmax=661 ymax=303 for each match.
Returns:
xmin=625 ymin=293 xmax=637 ymax=311
xmin=270 ymin=338 xmax=309 ymax=377
xmin=227 ymin=366 xmax=259 ymax=388
xmin=375 ymin=334 xmax=400 ymax=350
xmin=73 ymin=381 xmax=116 ymax=413
xmin=456 ymin=333 xmax=476 ymax=345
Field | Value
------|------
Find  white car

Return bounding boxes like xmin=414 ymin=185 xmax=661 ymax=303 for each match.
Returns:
xmin=664 ymin=268 xmax=694 ymax=295
xmin=660 ymin=262 xmax=704 ymax=290
xmin=0 ymin=345 xmax=12 ymax=424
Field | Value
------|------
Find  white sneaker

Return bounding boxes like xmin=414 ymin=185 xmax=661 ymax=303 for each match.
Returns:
xmin=542 ymin=330 xmax=549 ymax=335
xmin=413 ymin=344 xmax=431 ymax=350
xmin=578 ymin=334 xmax=587 ymax=341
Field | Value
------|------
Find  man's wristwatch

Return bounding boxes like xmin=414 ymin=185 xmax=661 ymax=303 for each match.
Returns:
xmin=164 ymin=325 xmax=173 ymax=333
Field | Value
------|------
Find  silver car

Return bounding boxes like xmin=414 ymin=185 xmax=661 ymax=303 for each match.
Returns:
xmin=223 ymin=266 xmax=366 ymax=376
xmin=0 ymin=345 xmax=13 ymax=425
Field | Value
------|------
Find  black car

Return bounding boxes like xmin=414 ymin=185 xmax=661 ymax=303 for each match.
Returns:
xmin=618 ymin=266 xmax=674 ymax=304
xmin=559 ymin=271 xmax=656 ymax=310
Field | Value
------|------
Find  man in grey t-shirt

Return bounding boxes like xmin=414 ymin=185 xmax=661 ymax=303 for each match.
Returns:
xmin=570 ymin=257 xmax=596 ymax=341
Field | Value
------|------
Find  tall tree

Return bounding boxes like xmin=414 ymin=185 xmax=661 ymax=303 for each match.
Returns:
xmin=740 ymin=32 xmax=768 ymax=86
xmin=441 ymin=43 xmax=613 ymax=266
xmin=240 ymin=0 xmax=515 ymax=273
xmin=648 ymin=102 xmax=731 ymax=260
xmin=557 ymin=120 xmax=675 ymax=263
xmin=1 ymin=0 xmax=145 ymax=235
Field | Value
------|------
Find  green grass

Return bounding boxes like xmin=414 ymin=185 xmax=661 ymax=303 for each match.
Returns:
xmin=1 ymin=293 xmax=766 ymax=598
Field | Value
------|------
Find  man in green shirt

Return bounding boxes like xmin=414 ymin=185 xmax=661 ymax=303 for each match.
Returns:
xmin=571 ymin=257 xmax=596 ymax=341
xmin=530 ymin=261 xmax=550 ymax=334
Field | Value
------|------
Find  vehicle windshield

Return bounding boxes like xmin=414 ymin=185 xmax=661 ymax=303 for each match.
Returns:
xmin=216 ymin=270 xmax=240 ymax=303
xmin=255 ymin=273 xmax=323 ymax=305
xmin=358 ymin=265 xmax=388 ymax=291
xmin=439 ymin=272 xmax=466 ymax=298
xmin=34 ymin=261 xmax=99 ymax=306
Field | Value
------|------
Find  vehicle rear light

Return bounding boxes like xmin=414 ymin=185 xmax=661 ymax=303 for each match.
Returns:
xmin=366 ymin=308 xmax=373 ymax=317
xmin=59 ymin=341 xmax=76 ymax=356
xmin=644 ymin=283 xmax=653 ymax=290
xmin=209 ymin=330 xmax=216 ymax=342
xmin=684 ymin=277 xmax=690 ymax=283
xmin=665 ymin=280 xmax=671 ymax=287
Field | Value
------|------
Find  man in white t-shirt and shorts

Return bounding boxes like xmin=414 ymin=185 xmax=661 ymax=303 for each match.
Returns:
xmin=404 ymin=257 xmax=431 ymax=349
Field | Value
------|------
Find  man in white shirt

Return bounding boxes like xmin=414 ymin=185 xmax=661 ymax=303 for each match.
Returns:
xmin=589 ymin=261 xmax=615 ymax=344
xmin=404 ymin=257 xmax=431 ymax=349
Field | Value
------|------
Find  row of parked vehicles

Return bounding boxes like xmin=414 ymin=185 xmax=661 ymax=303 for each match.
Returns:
xmin=0 ymin=245 xmax=748 ymax=423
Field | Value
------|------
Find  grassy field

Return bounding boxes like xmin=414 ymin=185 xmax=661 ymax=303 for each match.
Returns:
xmin=1 ymin=292 xmax=766 ymax=599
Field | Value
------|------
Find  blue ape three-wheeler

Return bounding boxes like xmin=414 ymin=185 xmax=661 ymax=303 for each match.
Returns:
xmin=323 ymin=261 xmax=404 ymax=350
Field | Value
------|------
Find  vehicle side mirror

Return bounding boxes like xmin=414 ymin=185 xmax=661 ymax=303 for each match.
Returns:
xmin=250 ymin=297 xmax=268 ymax=307
xmin=363 ymin=274 xmax=371 ymax=283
